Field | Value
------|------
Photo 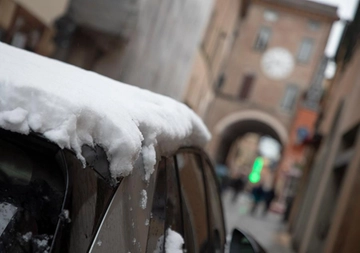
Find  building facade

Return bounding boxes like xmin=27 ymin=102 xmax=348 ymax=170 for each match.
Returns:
xmin=0 ymin=0 xmax=67 ymax=56
xmin=184 ymin=0 xmax=245 ymax=117
xmin=290 ymin=4 xmax=360 ymax=252
xmin=185 ymin=0 xmax=337 ymax=197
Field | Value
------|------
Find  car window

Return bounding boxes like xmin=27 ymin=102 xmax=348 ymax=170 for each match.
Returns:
xmin=203 ymin=157 xmax=226 ymax=253
xmin=176 ymin=151 xmax=209 ymax=253
xmin=0 ymin=137 xmax=65 ymax=253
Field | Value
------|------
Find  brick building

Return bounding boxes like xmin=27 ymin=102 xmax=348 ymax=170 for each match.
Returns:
xmin=0 ymin=0 xmax=67 ymax=56
xmin=289 ymin=4 xmax=360 ymax=252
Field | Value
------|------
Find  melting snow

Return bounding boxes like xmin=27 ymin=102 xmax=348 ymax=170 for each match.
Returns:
xmin=140 ymin=189 xmax=147 ymax=209
xmin=154 ymin=229 xmax=184 ymax=253
xmin=165 ymin=228 xmax=184 ymax=253
xmin=0 ymin=43 xmax=210 ymax=179
xmin=22 ymin=232 xmax=32 ymax=242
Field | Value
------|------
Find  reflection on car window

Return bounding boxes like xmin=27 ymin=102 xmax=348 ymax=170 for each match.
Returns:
xmin=0 ymin=138 xmax=65 ymax=253
xmin=203 ymin=158 xmax=226 ymax=253
xmin=176 ymin=152 xmax=208 ymax=253
xmin=147 ymin=158 xmax=167 ymax=252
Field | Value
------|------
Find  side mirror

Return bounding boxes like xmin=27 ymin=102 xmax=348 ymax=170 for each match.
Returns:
xmin=229 ymin=229 xmax=266 ymax=253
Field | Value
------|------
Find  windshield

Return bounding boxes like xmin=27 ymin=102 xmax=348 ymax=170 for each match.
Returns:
xmin=0 ymin=138 xmax=66 ymax=253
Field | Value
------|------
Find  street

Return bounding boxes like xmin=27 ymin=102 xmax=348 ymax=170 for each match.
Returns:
xmin=222 ymin=190 xmax=294 ymax=253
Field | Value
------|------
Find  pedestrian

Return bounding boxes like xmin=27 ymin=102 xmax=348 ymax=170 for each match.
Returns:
xmin=263 ymin=188 xmax=276 ymax=216
xmin=230 ymin=173 xmax=247 ymax=203
xmin=250 ymin=184 xmax=264 ymax=215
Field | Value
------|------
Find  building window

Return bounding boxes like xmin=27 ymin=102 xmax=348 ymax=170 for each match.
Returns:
xmin=216 ymin=73 xmax=226 ymax=90
xmin=297 ymin=38 xmax=314 ymax=63
xmin=254 ymin=27 xmax=271 ymax=51
xmin=281 ymin=84 xmax=298 ymax=111
xmin=308 ymin=20 xmax=321 ymax=31
xmin=239 ymin=74 xmax=255 ymax=99
xmin=264 ymin=10 xmax=279 ymax=22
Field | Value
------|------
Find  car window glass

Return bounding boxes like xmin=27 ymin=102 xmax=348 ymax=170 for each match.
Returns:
xmin=203 ymin=157 xmax=226 ymax=253
xmin=176 ymin=152 xmax=208 ymax=253
xmin=0 ymin=138 xmax=65 ymax=253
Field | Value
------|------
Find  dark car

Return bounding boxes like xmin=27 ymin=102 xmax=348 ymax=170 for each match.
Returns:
xmin=0 ymin=129 xmax=266 ymax=253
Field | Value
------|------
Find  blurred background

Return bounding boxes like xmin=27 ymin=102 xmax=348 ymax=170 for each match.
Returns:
xmin=0 ymin=0 xmax=359 ymax=252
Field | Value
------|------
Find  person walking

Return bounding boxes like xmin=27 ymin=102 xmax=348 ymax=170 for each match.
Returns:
xmin=263 ymin=188 xmax=276 ymax=216
xmin=250 ymin=183 xmax=264 ymax=214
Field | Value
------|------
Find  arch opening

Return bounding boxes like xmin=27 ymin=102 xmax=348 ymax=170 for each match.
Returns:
xmin=216 ymin=119 xmax=284 ymax=164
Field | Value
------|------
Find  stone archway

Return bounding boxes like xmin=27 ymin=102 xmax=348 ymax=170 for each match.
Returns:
xmin=210 ymin=109 xmax=289 ymax=164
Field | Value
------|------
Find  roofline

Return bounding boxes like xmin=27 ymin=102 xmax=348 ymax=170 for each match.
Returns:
xmin=253 ymin=0 xmax=339 ymax=21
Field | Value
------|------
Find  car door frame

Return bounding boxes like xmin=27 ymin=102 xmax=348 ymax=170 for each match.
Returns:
xmin=175 ymin=147 xmax=227 ymax=252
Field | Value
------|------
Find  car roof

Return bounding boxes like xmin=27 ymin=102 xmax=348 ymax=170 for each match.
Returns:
xmin=0 ymin=43 xmax=210 ymax=180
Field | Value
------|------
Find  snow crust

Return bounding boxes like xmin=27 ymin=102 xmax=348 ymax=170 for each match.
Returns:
xmin=0 ymin=43 xmax=210 ymax=179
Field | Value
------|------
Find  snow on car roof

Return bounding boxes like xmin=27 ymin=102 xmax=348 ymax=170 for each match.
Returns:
xmin=0 ymin=43 xmax=210 ymax=180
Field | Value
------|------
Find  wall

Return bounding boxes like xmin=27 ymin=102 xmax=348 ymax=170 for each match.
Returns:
xmin=15 ymin=0 xmax=68 ymax=26
xmin=291 ymin=30 xmax=360 ymax=253
xmin=183 ymin=0 xmax=240 ymax=114
xmin=0 ymin=0 xmax=63 ymax=56
xmin=0 ymin=0 xmax=16 ymax=30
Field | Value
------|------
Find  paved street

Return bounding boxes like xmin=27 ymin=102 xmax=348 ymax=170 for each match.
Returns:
xmin=222 ymin=190 xmax=294 ymax=253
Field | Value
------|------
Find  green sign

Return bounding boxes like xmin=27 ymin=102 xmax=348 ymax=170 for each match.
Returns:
xmin=249 ymin=157 xmax=264 ymax=183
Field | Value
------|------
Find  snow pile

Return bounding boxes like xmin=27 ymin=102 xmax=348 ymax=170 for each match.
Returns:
xmin=165 ymin=228 xmax=184 ymax=253
xmin=0 ymin=43 xmax=210 ymax=179
xmin=154 ymin=228 xmax=184 ymax=253
xmin=22 ymin=232 xmax=32 ymax=242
